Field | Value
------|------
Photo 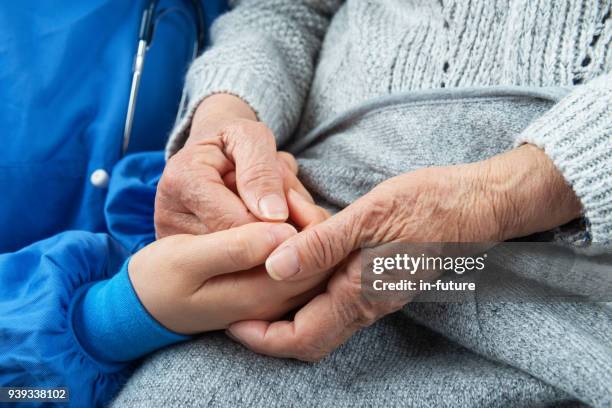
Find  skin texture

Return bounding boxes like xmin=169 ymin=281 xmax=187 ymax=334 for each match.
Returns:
xmin=132 ymin=189 xmax=330 ymax=335
xmin=154 ymin=93 xmax=582 ymax=361
xmin=227 ymin=145 xmax=582 ymax=362
xmin=155 ymin=94 xmax=299 ymax=238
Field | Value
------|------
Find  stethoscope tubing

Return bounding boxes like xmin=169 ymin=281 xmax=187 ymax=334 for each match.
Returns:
xmin=122 ymin=0 xmax=205 ymax=156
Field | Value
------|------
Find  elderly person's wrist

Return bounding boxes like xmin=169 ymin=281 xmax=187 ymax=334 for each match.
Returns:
xmin=186 ymin=93 xmax=258 ymax=146
xmin=477 ymin=143 xmax=582 ymax=241
xmin=235 ymin=144 xmax=585 ymax=362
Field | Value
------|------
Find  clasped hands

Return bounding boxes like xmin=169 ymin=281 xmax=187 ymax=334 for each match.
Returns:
xmin=133 ymin=94 xmax=581 ymax=362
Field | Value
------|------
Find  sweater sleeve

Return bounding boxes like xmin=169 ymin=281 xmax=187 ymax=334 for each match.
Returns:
xmin=516 ymin=72 xmax=612 ymax=247
xmin=166 ymin=0 xmax=344 ymax=157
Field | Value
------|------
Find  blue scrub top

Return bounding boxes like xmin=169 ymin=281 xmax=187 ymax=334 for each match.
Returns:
xmin=0 ymin=0 xmax=227 ymax=253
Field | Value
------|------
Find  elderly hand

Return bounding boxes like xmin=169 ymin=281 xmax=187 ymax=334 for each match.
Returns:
xmin=226 ymin=144 xmax=582 ymax=361
xmin=155 ymin=94 xmax=308 ymax=237
xmin=131 ymin=189 xmax=330 ymax=335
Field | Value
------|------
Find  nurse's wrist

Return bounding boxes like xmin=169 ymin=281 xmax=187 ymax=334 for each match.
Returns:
xmin=186 ymin=93 xmax=258 ymax=145
xmin=70 ymin=259 xmax=190 ymax=364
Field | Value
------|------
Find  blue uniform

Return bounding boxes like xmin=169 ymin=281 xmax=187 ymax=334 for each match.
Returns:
xmin=0 ymin=153 xmax=189 ymax=407
xmin=0 ymin=1 xmax=227 ymax=406
xmin=0 ymin=0 xmax=227 ymax=252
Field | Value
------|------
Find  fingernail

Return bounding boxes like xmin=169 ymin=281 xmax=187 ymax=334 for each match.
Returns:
xmin=258 ymin=194 xmax=288 ymax=220
xmin=266 ymin=246 xmax=300 ymax=280
xmin=268 ymin=223 xmax=297 ymax=245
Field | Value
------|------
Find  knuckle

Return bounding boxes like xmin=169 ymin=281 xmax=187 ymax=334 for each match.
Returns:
xmin=294 ymin=336 xmax=328 ymax=362
xmin=223 ymin=229 xmax=255 ymax=268
xmin=219 ymin=123 xmax=242 ymax=150
xmin=354 ymin=295 xmax=400 ymax=329
xmin=247 ymin=121 xmax=275 ymax=142
xmin=340 ymin=211 xmax=362 ymax=248
xmin=158 ymin=159 xmax=183 ymax=194
xmin=359 ymin=186 xmax=402 ymax=243
xmin=363 ymin=188 xmax=393 ymax=225
xmin=303 ymin=228 xmax=338 ymax=271
xmin=222 ymin=120 xmax=275 ymax=144
xmin=237 ymin=161 xmax=280 ymax=190
xmin=330 ymin=283 xmax=378 ymax=330
xmin=194 ymin=142 xmax=228 ymax=167
xmin=277 ymin=151 xmax=298 ymax=174
xmin=331 ymin=290 xmax=361 ymax=325
xmin=355 ymin=300 xmax=381 ymax=328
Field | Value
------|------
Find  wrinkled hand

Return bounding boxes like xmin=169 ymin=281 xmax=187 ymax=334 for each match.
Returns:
xmin=227 ymin=145 xmax=582 ymax=361
xmin=155 ymin=94 xmax=310 ymax=237
xmin=131 ymin=189 xmax=330 ymax=335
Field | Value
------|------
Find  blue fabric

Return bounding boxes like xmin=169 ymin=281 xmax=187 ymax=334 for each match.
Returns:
xmin=0 ymin=231 xmax=132 ymax=407
xmin=105 ymin=152 xmax=166 ymax=252
xmin=0 ymin=153 xmax=177 ymax=407
xmin=0 ymin=1 xmax=143 ymax=253
xmin=72 ymin=260 xmax=189 ymax=364
xmin=0 ymin=0 xmax=227 ymax=253
xmin=0 ymin=1 xmax=228 ymax=404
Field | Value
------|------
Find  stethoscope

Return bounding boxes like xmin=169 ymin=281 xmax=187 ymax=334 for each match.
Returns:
xmin=122 ymin=0 xmax=206 ymax=155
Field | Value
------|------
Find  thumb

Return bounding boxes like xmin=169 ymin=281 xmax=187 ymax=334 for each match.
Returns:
xmin=223 ymin=122 xmax=288 ymax=221
xmin=162 ymin=222 xmax=297 ymax=282
xmin=265 ymin=205 xmax=363 ymax=281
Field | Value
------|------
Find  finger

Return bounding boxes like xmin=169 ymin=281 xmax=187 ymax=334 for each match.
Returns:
xmin=287 ymin=188 xmax=329 ymax=230
xmin=282 ymin=168 xmax=314 ymax=203
xmin=228 ymin=158 xmax=309 ymax=200
xmin=162 ymin=144 xmax=255 ymax=233
xmin=265 ymin=205 xmax=363 ymax=281
xmin=227 ymin=292 xmax=356 ymax=362
xmin=222 ymin=122 xmax=288 ymax=221
xmin=222 ymin=171 xmax=238 ymax=195
xmin=222 ymin=160 xmax=314 ymax=223
xmin=277 ymin=151 xmax=298 ymax=175
xmin=197 ymin=267 xmax=326 ymax=328
xmin=175 ymin=222 xmax=298 ymax=280
xmin=269 ymin=151 xmax=313 ymax=203
xmin=228 ymin=154 xmax=295 ymax=193
xmin=174 ymin=151 xmax=255 ymax=231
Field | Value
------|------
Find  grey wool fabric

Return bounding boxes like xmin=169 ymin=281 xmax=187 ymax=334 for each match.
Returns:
xmin=114 ymin=88 xmax=612 ymax=408
xmin=114 ymin=1 xmax=612 ymax=407
xmin=167 ymin=0 xmax=612 ymax=245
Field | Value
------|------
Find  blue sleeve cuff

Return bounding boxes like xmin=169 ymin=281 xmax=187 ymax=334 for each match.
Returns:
xmin=70 ymin=259 xmax=190 ymax=363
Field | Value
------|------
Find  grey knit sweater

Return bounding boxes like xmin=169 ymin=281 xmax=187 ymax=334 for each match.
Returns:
xmin=115 ymin=86 xmax=612 ymax=407
xmin=167 ymin=0 xmax=612 ymax=245
xmin=114 ymin=1 xmax=612 ymax=407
